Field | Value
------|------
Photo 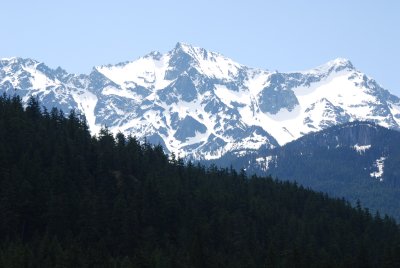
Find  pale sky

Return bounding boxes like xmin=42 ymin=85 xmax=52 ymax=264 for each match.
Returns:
xmin=1 ymin=0 xmax=399 ymax=94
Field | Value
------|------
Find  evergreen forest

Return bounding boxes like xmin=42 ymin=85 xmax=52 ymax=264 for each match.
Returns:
xmin=0 ymin=94 xmax=400 ymax=267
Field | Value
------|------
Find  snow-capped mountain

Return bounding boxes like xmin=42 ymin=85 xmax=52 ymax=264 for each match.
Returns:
xmin=1 ymin=43 xmax=400 ymax=160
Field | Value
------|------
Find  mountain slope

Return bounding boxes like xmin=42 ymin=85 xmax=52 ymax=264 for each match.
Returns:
xmin=1 ymin=95 xmax=400 ymax=267
xmin=1 ymin=43 xmax=400 ymax=159
xmin=219 ymin=121 xmax=400 ymax=220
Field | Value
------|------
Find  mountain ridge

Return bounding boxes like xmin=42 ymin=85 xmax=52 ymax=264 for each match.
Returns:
xmin=1 ymin=43 xmax=399 ymax=160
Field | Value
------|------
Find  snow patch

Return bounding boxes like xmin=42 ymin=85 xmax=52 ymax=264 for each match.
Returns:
xmin=71 ymin=90 xmax=100 ymax=135
xmin=245 ymin=70 xmax=271 ymax=96
xmin=214 ymin=84 xmax=249 ymax=108
xmin=96 ymin=53 xmax=172 ymax=90
xmin=23 ymin=64 xmax=58 ymax=89
xmin=389 ymin=103 xmax=400 ymax=127
xmin=370 ymin=156 xmax=386 ymax=181
xmin=256 ymin=155 xmax=277 ymax=172
xmin=353 ymin=144 xmax=371 ymax=154
xmin=102 ymin=85 xmax=138 ymax=100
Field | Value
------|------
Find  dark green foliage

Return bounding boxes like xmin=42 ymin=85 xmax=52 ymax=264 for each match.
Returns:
xmin=208 ymin=121 xmax=400 ymax=221
xmin=237 ymin=122 xmax=400 ymax=221
xmin=0 ymin=94 xmax=400 ymax=267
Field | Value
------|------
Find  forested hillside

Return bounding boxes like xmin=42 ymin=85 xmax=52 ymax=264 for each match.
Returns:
xmin=0 ymin=95 xmax=400 ymax=267
xmin=213 ymin=122 xmax=400 ymax=221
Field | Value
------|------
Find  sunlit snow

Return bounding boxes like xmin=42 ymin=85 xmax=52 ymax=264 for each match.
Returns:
xmin=1 ymin=45 xmax=400 ymax=160
xmin=370 ymin=157 xmax=386 ymax=181
xmin=353 ymin=144 xmax=371 ymax=154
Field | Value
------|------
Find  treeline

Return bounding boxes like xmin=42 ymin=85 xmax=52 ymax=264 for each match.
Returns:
xmin=0 ymin=94 xmax=399 ymax=267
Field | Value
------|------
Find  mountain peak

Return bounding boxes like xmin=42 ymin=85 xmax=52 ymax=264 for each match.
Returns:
xmin=174 ymin=41 xmax=192 ymax=50
xmin=143 ymin=50 xmax=162 ymax=60
xmin=329 ymin=57 xmax=354 ymax=68
xmin=0 ymin=56 xmax=18 ymax=62
xmin=172 ymin=42 xmax=224 ymax=61
xmin=0 ymin=57 xmax=37 ymax=65
xmin=315 ymin=58 xmax=355 ymax=73
xmin=168 ymin=42 xmax=243 ymax=79
xmin=172 ymin=42 xmax=204 ymax=57
xmin=300 ymin=58 xmax=355 ymax=75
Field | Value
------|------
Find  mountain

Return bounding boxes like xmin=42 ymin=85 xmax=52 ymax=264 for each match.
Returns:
xmin=1 ymin=43 xmax=400 ymax=160
xmin=214 ymin=121 xmax=400 ymax=220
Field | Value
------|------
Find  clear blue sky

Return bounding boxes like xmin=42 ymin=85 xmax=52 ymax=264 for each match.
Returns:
xmin=1 ymin=0 xmax=399 ymax=94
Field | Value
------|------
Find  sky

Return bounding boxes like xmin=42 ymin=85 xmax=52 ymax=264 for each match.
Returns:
xmin=1 ymin=0 xmax=399 ymax=94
